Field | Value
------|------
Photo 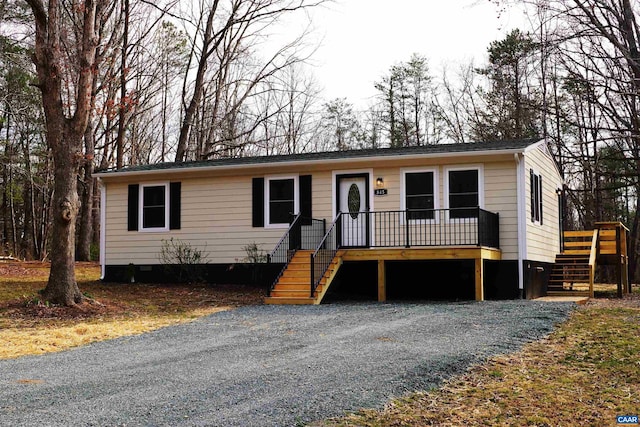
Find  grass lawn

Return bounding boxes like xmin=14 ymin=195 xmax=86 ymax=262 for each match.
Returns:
xmin=314 ymin=286 xmax=640 ymax=426
xmin=0 ymin=261 xmax=264 ymax=359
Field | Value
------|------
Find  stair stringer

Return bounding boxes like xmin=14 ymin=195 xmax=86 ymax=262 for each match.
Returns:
xmin=312 ymin=254 xmax=343 ymax=305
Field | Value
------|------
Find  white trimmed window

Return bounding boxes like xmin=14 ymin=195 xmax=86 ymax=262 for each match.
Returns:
xmin=265 ymin=176 xmax=299 ymax=227
xmin=401 ymin=169 xmax=438 ymax=221
xmin=139 ymin=183 xmax=170 ymax=231
xmin=445 ymin=166 xmax=483 ymax=219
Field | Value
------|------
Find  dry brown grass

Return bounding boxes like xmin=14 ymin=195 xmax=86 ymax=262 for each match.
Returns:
xmin=0 ymin=262 xmax=264 ymax=359
xmin=315 ymin=287 xmax=640 ymax=427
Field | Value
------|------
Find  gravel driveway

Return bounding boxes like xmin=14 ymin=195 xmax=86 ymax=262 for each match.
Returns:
xmin=0 ymin=301 xmax=573 ymax=427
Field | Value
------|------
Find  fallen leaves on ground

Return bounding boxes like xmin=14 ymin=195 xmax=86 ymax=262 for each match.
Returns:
xmin=0 ymin=261 xmax=265 ymax=358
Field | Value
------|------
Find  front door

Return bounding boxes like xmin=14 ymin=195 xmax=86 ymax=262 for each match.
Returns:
xmin=338 ymin=175 xmax=369 ymax=247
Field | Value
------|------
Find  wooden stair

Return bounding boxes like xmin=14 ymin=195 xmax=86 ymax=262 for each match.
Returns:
xmin=548 ymin=223 xmax=631 ymax=299
xmin=548 ymin=253 xmax=592 ymax=297
xmin=548 ymin=229 xmax=598 ymax=298
xmin=264 ymin=250 xmax=343 ymax=305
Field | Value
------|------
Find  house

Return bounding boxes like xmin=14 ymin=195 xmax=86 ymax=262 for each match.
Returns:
xmin=95 ymin=138 xmax=566 ymax=303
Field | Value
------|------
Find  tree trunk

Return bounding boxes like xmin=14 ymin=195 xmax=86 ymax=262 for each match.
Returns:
xmin=20 ymin=135 xmax=36 ymax=260
xmin=175 ymin=5 xmax=216 ymax=163
xmin=91 ymin=178 xmax=100 ymax=249
xmin=1 ymin=154 xmax=8 ymax=254
xmin=42 ymin=133 xmax=83 ymax=305
xmin=115 ymin=0 xmax=129 ymax=169
xmin=76 ymin=119 xmax=95 ymax=261
xmin=26 ymin=0 xmax=104 ymax=305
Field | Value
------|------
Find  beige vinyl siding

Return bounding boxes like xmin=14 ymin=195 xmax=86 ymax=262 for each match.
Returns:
xmin=312 ymin=170 xmax=333 ymax=219
xmin=524 ymin=145 xmax=563 ymax=263
xmin=103 ymin=154 xmax=522 ymax=265
xmin=106 ymin=176 xmax=280 ymax=264
xmin=369 ymin=166 xmax=400 ymax=213
xmin=484 ymin=162 xmax=518 ymax=260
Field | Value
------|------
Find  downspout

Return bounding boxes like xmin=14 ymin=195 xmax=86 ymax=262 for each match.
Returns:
xmin=515 ymin=153 xmax=527 ymax=297
xmin=98 ymin=178 xmax=106 ymax=280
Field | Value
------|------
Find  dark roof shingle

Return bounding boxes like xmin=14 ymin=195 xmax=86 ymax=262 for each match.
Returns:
xmin=96 ymin=138 xmax=541 ymax=175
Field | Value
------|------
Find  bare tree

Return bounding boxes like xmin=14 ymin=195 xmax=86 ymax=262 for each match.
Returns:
xmin=505 ymin=0 xmax=640 ymax=279
xmin=175 ymin=0 xmax=327 ymax=162
xmin=25 ymin=0 xmax=113 ymax=305
xmin=321 ymin=97 xmax=361 ymax=150
xmin=251 ymin=62 xmax=321 ymax=155
xmin=435 ymin=63 xmax=477 ymax=143
xmin=374 ymin=54 xmax=443 ymax=147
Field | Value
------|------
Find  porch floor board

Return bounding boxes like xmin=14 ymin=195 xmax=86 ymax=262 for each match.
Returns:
xmin=341 ymin=246 xmax=502 ymax=262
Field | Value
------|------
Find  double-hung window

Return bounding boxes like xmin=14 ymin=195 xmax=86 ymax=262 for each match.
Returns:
xmin=140 ymin=183 xmax=169 ymax=230
xmin=266 ymin=176 xmax=298 ymax=227
xmin=447 ymin=168 xmax=481 ymax=219
xmin=403 ymin=170 xmax=436 ymax=220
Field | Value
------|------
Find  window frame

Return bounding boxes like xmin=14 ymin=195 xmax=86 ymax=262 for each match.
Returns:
xmin=265 ymin=175 xmax=299 ymax=228
xmin=444 ymin=165 xmax=484 ymax=220
xmin=139 ymin=182 xmax=170 ymax=232
xmin=400 ymin=167 xmax=439 ymax=224
xmin=531 ymin=169 xmax=543 ymax=225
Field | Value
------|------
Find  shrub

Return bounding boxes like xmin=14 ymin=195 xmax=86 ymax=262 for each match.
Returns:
xmin=158 ymin=238 xmax=210 ymax=283
xmin=242 ymin=242 xmax=268 ymax=264
xmin=238 ymin=243 xmax=268 ymax=285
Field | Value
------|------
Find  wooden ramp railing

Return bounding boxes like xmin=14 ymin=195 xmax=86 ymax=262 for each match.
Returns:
xmin=549 ymin=222 xmax=629 ymax=298
xmin=594 ymin=221 xmax=630 ymax=297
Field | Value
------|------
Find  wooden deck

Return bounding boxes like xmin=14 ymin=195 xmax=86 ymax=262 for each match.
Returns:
xmin=265 ymin=246 xmax=502 ymax=305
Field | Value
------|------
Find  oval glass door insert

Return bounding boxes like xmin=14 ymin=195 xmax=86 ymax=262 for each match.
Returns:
xmin=348 ymin=183 xmax=361 ymax=219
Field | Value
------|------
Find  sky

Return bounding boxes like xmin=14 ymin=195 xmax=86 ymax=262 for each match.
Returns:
xmin=289 ymin=0 xmax=527 ymax=108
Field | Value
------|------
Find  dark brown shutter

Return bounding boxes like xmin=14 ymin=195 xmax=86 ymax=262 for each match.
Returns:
xmin=127 ymin=184 xmax=139 ymax=231
xmin=169 ymin=182 xmax=181 ymax=230
xmin=300 ymin=175 xmax=312 ymax=225
xmin=252 ymin=177 xmax=264 ymax=227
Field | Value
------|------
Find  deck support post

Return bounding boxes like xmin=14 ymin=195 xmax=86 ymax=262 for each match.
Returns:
xmin=377 ymin=259 xmax=386 ymax=302
xmin=624 ymin=261 xmax=631 ymax=294
xmin=617 ymin=226 xmax=623 ymax=298
xmin=475 ymin=258 xmax=484 ymax=301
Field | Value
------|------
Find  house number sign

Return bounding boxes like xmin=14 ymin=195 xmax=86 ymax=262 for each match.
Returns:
xmin=374 ymin=189 xmax=388 ymax=196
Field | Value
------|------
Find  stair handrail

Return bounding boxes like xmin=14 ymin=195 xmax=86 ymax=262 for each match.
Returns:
xmin=588 ymin=229 xmax=599 ymax=298
xmin=269 ymin=213 xmax=302 ymax=264
xmin=310 ymin=213 xmax=342 ymax=298
xmin=267 ymin=213 xmax=303 ymax=295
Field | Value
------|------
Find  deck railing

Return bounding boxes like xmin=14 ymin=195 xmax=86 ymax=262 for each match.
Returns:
xmin=339 ymin=207 xmax=500 ymax=248
xmin=310 ymin=207 xmax=500 ymax=297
